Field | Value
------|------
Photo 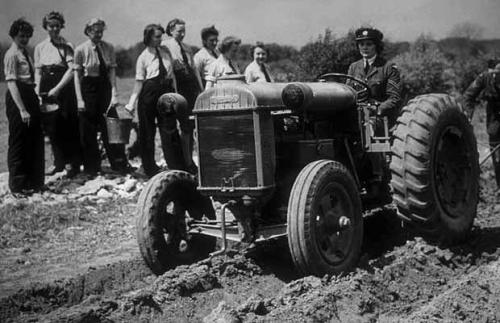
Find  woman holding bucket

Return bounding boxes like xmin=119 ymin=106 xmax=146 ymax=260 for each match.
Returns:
xmin=34 ymin=11 xmax=81 ymax=178
xmin=125 ymin=24 xmax=177 ymax=178
xmin=73 ymin=18 xmax=132 ymax=177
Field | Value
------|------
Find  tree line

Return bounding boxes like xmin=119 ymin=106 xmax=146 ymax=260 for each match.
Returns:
xmin=1 ymin=29 xmax=499 ymax=104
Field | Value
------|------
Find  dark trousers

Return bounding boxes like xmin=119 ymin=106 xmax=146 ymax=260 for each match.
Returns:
xmin=79 ymin=76 xmax=127 ymax=173
xmin=6 ymin=82 xmax=44 ymax=192
xmin=172 ymin=69 xmax=199 ymax=168
xmin=174 ymin=68 xmax=200 ymax=110
xmin=138 ymin=77 xmax=184 ymax=176
xmin=40 ymin=67 xmax=81 ymax=169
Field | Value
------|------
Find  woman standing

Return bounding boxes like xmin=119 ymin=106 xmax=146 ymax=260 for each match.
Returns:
xmin=73 ymin=18 xmax=130 ymax=177
xmin=244 ymin=42 xmax=274 ymax=83
xmin=34 ymin=11 xmax=81 ymax=177
xmin=162 ymin=18 xmax=203 ymax=109
xmin=193 ymin=25 xmax=219 ymax=88
xmin=125 ymin=24 xmax=177 ymax=178
xmin=162 ymin=18 xmax=202 ymax=173
xmin=4 ymin=18 xmax=44 ymax=195
xmin=205 ymin=36 xmax=242 ymax=89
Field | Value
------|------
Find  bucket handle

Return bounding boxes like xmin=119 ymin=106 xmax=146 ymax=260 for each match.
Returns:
xmin=105 ymin=102 xmax=118 ymax=118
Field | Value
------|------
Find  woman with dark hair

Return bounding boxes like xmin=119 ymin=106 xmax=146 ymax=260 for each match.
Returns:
xmin=161 ymin=18 xmax=202 ymax=174
xmin=205 ymin=36 xmax=242 ymax=89
xmin=347 ymin=27 xmax=400 ymax=126
xmin=124 ymin=24 xmax=178 ymax=177
xmin=34 ymin=11 xmax=81 ymax=177
xmin=244 ymin=42 xmax=274 ymax=83
xmin=193 ymin=25 xmax=219 ymax=87
xmin=73 ymin=18 xmax=131 ymax=177
xmin=347 ymin=27 xmax=401 ymax=203
xmin=162 ymin=18 xmax=203 ymax=108
xmin=4 ymin=18 xmax=44 ymax=195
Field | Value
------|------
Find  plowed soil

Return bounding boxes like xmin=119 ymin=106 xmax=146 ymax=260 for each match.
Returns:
xmin=1 ymin=110 xmax=500 ymax=322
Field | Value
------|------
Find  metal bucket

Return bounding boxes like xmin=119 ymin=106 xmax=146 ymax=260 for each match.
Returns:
xmin=104 ymin=104 xmax=132 ymax=144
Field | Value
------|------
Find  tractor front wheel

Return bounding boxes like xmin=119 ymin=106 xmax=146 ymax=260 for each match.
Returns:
xmin=136 ymin=170 xmax=216 ymax=275
xmin=287 ymin=160 xmax=363 ymax=276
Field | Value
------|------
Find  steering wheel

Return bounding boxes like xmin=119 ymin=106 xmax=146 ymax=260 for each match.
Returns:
xmin=317 ymin=73 xmax=369 ymax=100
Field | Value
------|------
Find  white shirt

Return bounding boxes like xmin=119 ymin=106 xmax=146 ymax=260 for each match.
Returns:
xmin=206 ymin=55 xmax=241 ymax=83
xmin=73 ymin=39 xmax=117 ymax=77
xmin=161 ymin=37 xmax=196 ymax=72
xmin=244 ymin=61 xmax=274 ymax=83
xmin=34 ymin=37 xmax=74 ymax=68
xmin=193 ymin=47 xmax=219 ymax=81
xmin=135 ymin=46 xmax=174 ymax=81
xmin=364 ymin=55 xmax=377 ymax=68
xmin=3 ymin=42 xmax=34 ymax=83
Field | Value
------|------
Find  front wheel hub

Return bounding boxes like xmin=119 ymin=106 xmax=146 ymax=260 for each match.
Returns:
xmin=338 ymin=216 xmax=351 ymax=229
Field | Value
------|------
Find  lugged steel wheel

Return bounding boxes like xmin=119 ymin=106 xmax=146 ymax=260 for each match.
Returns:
xmin=287 ymin=160 xmax=363 ymax=276
xmin=390 ymin=94 xmax=479 ymax=244
xmin=136 ymin=170 xmax=216 ymax=275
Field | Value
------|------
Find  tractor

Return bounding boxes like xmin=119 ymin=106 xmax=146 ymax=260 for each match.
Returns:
xmin=136 ymin=74 xmax=479 ymax=276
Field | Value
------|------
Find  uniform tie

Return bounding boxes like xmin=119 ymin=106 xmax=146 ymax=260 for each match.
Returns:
xmin=261 ymin=64 xmax=271 ymax=82
xmin=156 ymin=47 xmax=167 ymax=77
xmin=211 ymin=50 xmax=218 ymax=58
xmin=364 ymin=59 xmax=370 ymax=74
xmin=95 ymin=43 xmax=107 ymax=77
xmin=177 ymin=40 xmax=190 ymax=68
xmin=21 ymin=48 xmax=34 ymax=81
xmin=51 ymin=39 xmax=67 ymax=66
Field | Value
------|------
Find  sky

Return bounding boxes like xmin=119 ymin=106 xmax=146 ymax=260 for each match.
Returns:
xmin=1 ymin=0 xmax=499 ymax=48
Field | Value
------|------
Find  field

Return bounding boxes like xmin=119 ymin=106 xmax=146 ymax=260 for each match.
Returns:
xmin=1 ymin=81 xmax=500 ymax=322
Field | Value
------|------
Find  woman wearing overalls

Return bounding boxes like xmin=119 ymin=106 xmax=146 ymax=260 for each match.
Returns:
xmin=34 ymin=11 xmax=81 ymax=178
xmin=162 ymin=18 xmax=202 ymax=173
xmin=73 ymin=18 xmax=131 ymax=177
xmin=4 ymin=18 xmax=44 ymax=196
xmin=125 ymin=24 xmax=178 ymax=178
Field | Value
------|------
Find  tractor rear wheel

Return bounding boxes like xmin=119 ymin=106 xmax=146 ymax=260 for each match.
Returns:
xmin=136 ymin=170 xmax=216 ymax=275
xmin=287 ymin=160 xmax=363 ymax=276
xmin=390 ymin=94 xmax=479 ymax=244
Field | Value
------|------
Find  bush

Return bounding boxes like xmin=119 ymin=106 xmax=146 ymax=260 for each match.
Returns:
xmin=392 ymin=35 xmax=451 ymax=103
xmin=297 ymin=29 xmax=359 ymax=81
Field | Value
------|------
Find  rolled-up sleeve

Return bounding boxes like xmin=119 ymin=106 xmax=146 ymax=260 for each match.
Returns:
xmin=135 ymin=54 xmax=145 ymax=81
xmin=4 ymin=51 xmax=18 ymax=81
xmin=34 ymin=44 xmax=42 ymax=69
xmin=73 ymin=47 xmax=83 ymax=70
xmin=65 ymin=42 xmax=75 ymax=66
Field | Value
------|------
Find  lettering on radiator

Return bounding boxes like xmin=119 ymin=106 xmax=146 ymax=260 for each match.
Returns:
xmin=211 ymin=148 xmax=251 ymax=162
xmin=210 ymin=95 xmax=239 ymax=106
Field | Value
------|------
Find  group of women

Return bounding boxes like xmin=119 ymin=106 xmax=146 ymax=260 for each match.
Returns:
xmin=5 ymin=11 xmax=401 ymax=198
xmin=4 ymin=14 xmax=277 ymax=195
xmin=122 ymin=20 xmax=277 ymax=178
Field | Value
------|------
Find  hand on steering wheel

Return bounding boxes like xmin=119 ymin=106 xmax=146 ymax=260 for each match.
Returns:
xmin=317 ymin=73 xmax=369 ymax=101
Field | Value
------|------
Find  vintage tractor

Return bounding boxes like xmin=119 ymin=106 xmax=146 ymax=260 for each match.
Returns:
xmin=136 ymin=74 xmax=479 ymax=276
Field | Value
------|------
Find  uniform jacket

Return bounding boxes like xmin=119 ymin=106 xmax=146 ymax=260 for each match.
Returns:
xmin=463 ymin=70 xmax=500 ymax=134
xmin=347 ymin=56 xmax=401 ymax=123
xmin=463 ymin=70 xmax=500 ymax=112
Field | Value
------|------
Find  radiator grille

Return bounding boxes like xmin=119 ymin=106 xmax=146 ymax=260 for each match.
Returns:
xmin=198 ymin=114 xmax=257 ymax=189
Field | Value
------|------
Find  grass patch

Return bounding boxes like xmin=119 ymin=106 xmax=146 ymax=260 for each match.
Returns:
xmin=0 ymin=197 xmax=135 ymax=248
